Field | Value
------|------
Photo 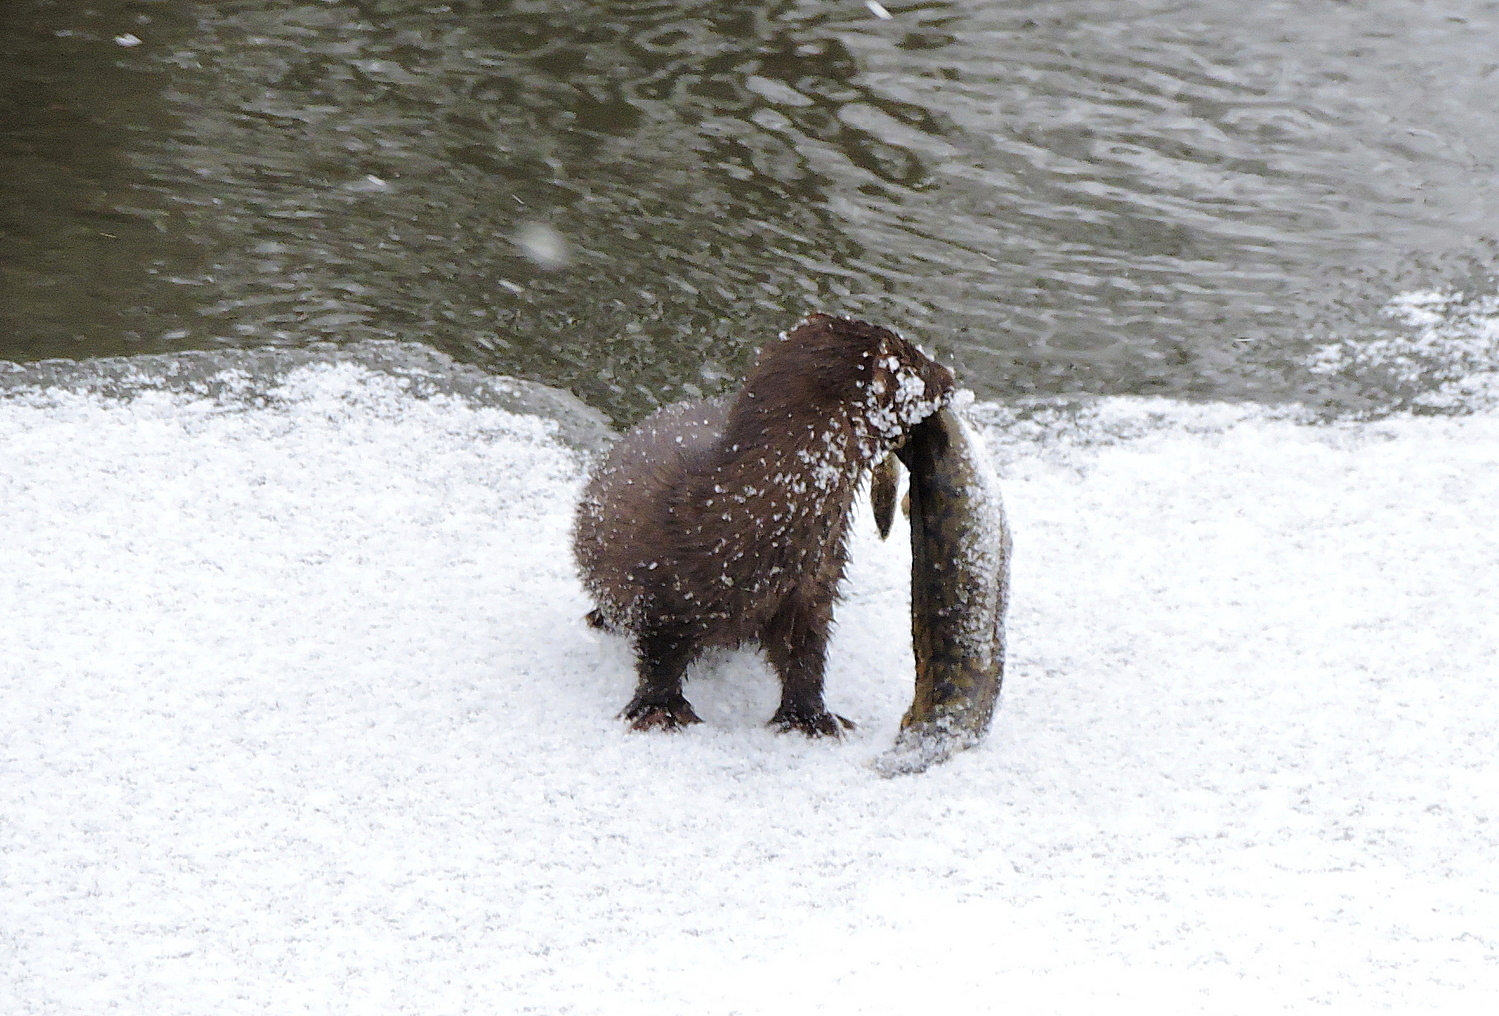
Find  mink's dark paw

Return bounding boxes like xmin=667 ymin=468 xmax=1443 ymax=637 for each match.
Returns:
xmin=769 ymin=708 xmax=856 ymax=738
xmin=584 ymin=608 xmax=618 ymax=632
xmin=620 ymin=694 xmax=702 ymax=732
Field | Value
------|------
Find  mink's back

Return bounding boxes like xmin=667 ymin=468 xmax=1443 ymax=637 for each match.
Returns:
xmin=572 ymin=396 xmax=731 ymax=630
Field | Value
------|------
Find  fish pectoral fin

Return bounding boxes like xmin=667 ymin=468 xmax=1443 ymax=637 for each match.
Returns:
xmin=871 ymin=452 xmax=901 ymax=540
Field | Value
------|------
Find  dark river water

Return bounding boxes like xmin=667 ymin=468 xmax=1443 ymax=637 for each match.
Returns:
xmin=4 ymin=0 xmax=1498 ymax=424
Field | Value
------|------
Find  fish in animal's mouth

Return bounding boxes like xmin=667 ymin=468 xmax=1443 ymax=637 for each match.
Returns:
xmin=874 ymin=401 xmax=1012 ymax=776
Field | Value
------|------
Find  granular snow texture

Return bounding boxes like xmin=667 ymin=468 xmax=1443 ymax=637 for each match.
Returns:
xmin=2 ymin=364 xmax=1495 ymax=1014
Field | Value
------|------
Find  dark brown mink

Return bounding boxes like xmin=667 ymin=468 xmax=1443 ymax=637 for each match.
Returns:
xmin=572 ymin=313 xmax=955 ymax=736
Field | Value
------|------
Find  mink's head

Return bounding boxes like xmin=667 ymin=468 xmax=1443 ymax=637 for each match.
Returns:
xmin=741 ymin=314 xmax=953 ymax=439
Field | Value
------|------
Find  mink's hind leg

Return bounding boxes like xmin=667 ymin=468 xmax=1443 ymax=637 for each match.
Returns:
xmin=771 ymin=704 xmax=855 ymax=738
xmin=584 ymin=608 xmax=617 ymax=633
xmin=620 ymin=626 xmax=703 ymax=731
xmin=763 ymin=592 xmax=855 ymax=738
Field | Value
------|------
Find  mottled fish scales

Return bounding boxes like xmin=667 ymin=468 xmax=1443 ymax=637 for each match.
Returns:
xmin=877 ymin=404 xmax=1011 ymax=776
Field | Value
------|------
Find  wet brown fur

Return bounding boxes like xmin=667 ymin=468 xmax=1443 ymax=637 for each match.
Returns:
xmin=572 ymin=314 xmax=954 ymax=736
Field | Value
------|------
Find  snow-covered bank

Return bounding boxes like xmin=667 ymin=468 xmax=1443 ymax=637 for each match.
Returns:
xmin=2 ymin=359 xmax=1496 ymax=1013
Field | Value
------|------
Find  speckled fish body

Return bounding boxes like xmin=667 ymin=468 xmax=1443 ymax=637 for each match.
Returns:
xmin=878 ymin=405 xmax=1011 ymax=776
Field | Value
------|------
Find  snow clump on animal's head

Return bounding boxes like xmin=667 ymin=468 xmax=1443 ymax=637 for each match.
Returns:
xmin=751 ymin=314 xmax=954 ymax=441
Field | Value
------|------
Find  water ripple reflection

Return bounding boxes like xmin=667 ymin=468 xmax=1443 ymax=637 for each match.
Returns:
xmin=3 ymin=0 xmax=1497 ymax=421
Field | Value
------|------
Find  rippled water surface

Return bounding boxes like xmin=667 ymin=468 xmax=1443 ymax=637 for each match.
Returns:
xmin=5 ymin=0 xmax=1499 ymax=422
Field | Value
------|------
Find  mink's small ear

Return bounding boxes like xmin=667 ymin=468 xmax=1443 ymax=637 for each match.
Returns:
xmin=875 ymin=331 xmax=906 ymax=364
xmin=864 ymin=345 xmax=898 ymax=407
xmin=869 ymin=334 xmax=899 ymax=377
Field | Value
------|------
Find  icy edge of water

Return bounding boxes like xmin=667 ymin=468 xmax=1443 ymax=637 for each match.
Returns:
xmin=7 ymin=338 xmax=1496 ymax=467
xmin=0 ymin=339 xmax=616 ymax=456
xmin=1303 ymin=289 xmax=1499 ymax=415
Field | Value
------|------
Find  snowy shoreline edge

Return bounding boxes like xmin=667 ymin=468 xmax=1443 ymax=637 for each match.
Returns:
xmin=0 ymin=339 xmax=617 ymax=457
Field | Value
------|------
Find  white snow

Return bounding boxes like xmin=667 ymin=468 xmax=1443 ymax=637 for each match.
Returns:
xmin=3 ymin=361 xmax=1497 ymax=1013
